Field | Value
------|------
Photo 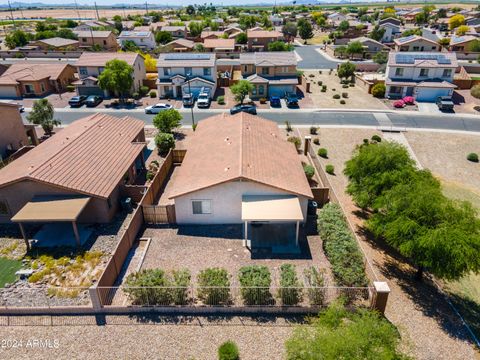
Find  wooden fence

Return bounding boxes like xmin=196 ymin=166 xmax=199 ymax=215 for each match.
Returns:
xmin=143 ymin=204 xmax=176 ymax=224
xmin=307 ymin=145 xmax=338 ymax=205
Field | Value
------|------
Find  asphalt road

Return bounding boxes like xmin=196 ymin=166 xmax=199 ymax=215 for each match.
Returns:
xmin=23 ymin=109 xmax=480 ymax=133
xmin=295 ymin=46 xmax=339 ymax=69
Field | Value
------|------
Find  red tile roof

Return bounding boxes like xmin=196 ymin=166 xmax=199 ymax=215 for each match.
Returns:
xmin=169 ymin=113 xmax=313 ymax=199
xmin=0 ymin=113 xmax=145 ymax=199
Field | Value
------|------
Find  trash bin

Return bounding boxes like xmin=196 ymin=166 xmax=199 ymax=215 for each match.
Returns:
xmin=122 ymin=197 xmax=133 ymax=213
xmin=308 ymin=200 xmax=318 ymax=216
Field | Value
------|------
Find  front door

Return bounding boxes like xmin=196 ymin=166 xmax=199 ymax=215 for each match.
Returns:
xmin=406 ymin=87 xmax=414 ymax=96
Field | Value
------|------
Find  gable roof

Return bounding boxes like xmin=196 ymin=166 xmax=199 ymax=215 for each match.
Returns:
xmin=240 ymin=51 xmax=297 ymax=66
xmin=394 ymin=35 xmax=439 ymax=46
xmin=388 ymin=51 xmax=458 ymax=68
xmin=450 ymin=35 xmax=477 ymax=46
xmin=203 ymin=38 xmax=235 ymax=50
xmin=201 ymin=30 xmax=225 ymax=39
xmin=75 ymin=52 xmax=140 ymax=67
xmin=164 ymin=38 xmax=195 ymax=48
xmin=157 ymin=53 xmax=216 ymax=67
xmin=169 ymin=113 xmax=313 ymax=199
xmin=0 ymin=113 xmax=145 ymax=199
xmin=0 ymin=63 xmax=73 ymax=85
xmin=73 ymin=30 xmax=113 ymax=39
xmin=34 ymin=37 xmax=79 ymax=47
xmin=247 ymin=29 xmax=282 ymax=38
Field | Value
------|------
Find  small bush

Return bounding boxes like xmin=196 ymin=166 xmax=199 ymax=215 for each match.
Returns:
xmin=139 ymin=85 xmax=149 ymax=96
xmin=304 ymin=267 xmax=326 ymax=306
xmin=132 ymin=92 xmax=140 ymax=100
xmin=197 ymin=268 xmax=230 ymax=305
xmin=325 ymin=164 xmax=335 ymax=175
xmin=66 ymin=85 xmax=75 ymax=92
xmin=349 ymin=83 xmax=354 ymax=87
xmin=218 ymin=341 xmax=239 ymax=360
xmin=471 ymin=85 xmax=480 ymax=99
xmin=371 ymin=134 xmax=382 ymax=143
xmin=321 ymin=87 xmax=326 ymax=93
xmin=238 ymin=265 xmax=272 ymax=305
xmin=341 ymin=92 xmax=348 ymax=98
xmin=340 ymin=100 xmax=346 ymax=105
xmin=371 ymin=83 xmax=386 ymax=98
xmin=146 ymin=171 xmax=154 ymax=181
xmin=332 ymin=88 xmax=336 ymax=91
xmin=155 ymin=132 xmax=175 ymax=155
xmin=304 ymin=164 xmax=315 ymax=179
xmin=217 ymin=95 xmax=225 ymax=105
xmin=278 ymin=264 xmax=302 ymax=305
xmin=260 ymin=97 xmax=267 ymax=104
xmin=393 ymin=100 xmax=405 ymax=108
xmin=313 ymin=138 xmax=320 ymax=145
xmin=333 ymin=94 xmax=340 ymax=99
xmin=322 ymin=85 xmax=327 ymax=91
xmin=363 ymin=138 xmax=369 ymax=145
xmin=318 ymin=80 xmax=323 ymax=86
xmin=149 ymin=90 xmax=157 ymax=98
xmin=467 ymin=153 xmax=479 ymax=162
xmin=318 ymin=148 xmax=328 ymax=158
xmin=308 ymin=73 xmax=315 ymax=78
xmin=342 ymin=84 xmax=349 ymax=88
xmin=310 ymin=126 xmax=318 ymax=135
xmin=288 ymin=136 xmax=301 ymax=150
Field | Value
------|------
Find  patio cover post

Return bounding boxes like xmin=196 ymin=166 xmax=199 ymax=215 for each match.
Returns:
xmin=243 ymin=221 xmax=248 ymax=247
xmin=295 ymin=221 xmax=299 ymax=247
xmin=18 ymin=223 xmax=30 ymax=251
xmin=72 ymin=221 xmax=81 ymax=247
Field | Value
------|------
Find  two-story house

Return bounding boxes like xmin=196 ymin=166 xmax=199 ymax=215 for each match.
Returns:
xmin=118 ymin=31 xmax=156 ymax=50
xmin=160 ymin=26 xmax=187 ymax=39
xmin=378 ymin=18 xmax=401 ymax=43
xmin=73 ymin=52 xmax=146 ymax=97
xmin=73 ymin=30 xmax=118 ymax=51
xmin=239 ymin=52 xmax=298 ymax=99
xmin=385 ymin=52 xmax=457 ymax=101
xmin=449 ymin=35 xmax=479 ymax=54
xmin=247 ymin=30 xmax=283 ymax=51
xmin=394 ymin=35 xmax=439 ymax=52
xmin=156 ymin=53 xmax=217 ymax=98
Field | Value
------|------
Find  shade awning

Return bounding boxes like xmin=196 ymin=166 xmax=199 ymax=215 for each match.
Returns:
xmin=241 ymin=195 xmax=304 ymax=222
xmin=11 ymin=196 xmax=91 ymax=223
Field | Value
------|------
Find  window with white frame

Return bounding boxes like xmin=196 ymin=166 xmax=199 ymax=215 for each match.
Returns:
xmin=442 ymin=69 xmax=452 ymax=78
xmin=164 ymin=67 xmax=171 ymax=76
xmin=394 ymin=68 xmax=404 ymax=77
xmin=203 ymin=67 xmax=211 ymax=76
xmin=192 ymin=200 xmax=212 ymax=214
xmin=419 ymin=68 xmax=429 ymax=77
xmin=185 ymin=67 xmax=192 ymax=76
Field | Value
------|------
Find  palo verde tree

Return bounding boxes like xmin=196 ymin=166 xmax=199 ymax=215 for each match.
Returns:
xmin=230 ymin=80 xmax=254 ymax=104
xmin=27 ymin=99 xmax=60 ymax=136
xmin=344 ymin=141 xmax=480 ymax=280
xmin=98 ymin=59 xmax=134 ymax=102
xmin=337 ymin=62 xmax=356 ymax=82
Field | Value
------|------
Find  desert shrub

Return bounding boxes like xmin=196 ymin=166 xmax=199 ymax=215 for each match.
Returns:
xmin=325 ymin=164 xmax=335 ymax=175
xmin=197 ymin=268 xmax=230 ymax=305
xmin=321 ymin=85 xmax=327 ymax=92
xmin=349 ymin=83 xmax=354 ymax=87
xmin=66 ymin=85 xmax=75 ymax=92
xmin=342 ymin=84 xmax=349 ymax=88
xmin=139 ymin=85 xmax=149 ymax=96
xmin=371 ymin=83 xmax=386 ymax=98
xmin=313 ymin=138 xmax=320 ymax=145
xmin=304 ymin=164 xmax=315 ymax=179
xmin=217 ymin=95 xmax=225 ymax=105
xmin=371 ymin=134 xmax=382 ymax=143
xmin=333 ymin=94 xmax=341 ymax=99
xmin=304 ymin=267 xmax=326 ymax=306
xmin=318 ymin=80 xmax=323 ymax=86
xmin=341 ymin=92 xmax=348 ymax=98
xmin=340 ymin=100 xmax=346 ymax=105
xmin=149 ymin=90 xmax=157 ymax=98
xmin=218 ymin=341 xmax=239 ymax=360
xmin=278 ymin=264 xmax=303 ymax=305
xmin=471 ymin=85 xmax=480 ymax=99
xmin=310 ymin=126 xmax=318 ymax=135
xmin=308 ymin=74 xmax=315 ymax=78
xmin=155 ymin=132 xmax=175 ymax=155
xmin=288 ymin=136 xmax=301 ymax=150
xmin=317 ymin=204 xmax=368 ymax=287
xmin=467 ymin=153 xmax=479 ymax=162
xmin=332 ymin=88 xmax=336 ymax=91
xmin=362 ymin=138 xmax=369 ymax=145
xmin=171 ymin=269 xmax=191 ymax=305
xmin=238 ymin=265 xmax=272 ymax=305
xmin=132 ymin=92 xmax=140 ymax=100
xmin=146 ymin=171 xmax=154 ymax=181
xmin=124 ymin=269 xmax=172 ymax=305
xmin=318 ymin=148 xmax=328 ymax=158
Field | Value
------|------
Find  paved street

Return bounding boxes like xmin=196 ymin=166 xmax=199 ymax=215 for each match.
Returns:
xmin=22 ymin=108 xmax=480 ymax=133
xmin=295 ymin=46 xmax=339 ymax=69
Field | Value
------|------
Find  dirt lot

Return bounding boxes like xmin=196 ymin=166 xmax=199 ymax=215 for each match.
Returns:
xmin=453 ymin=89 xmax=480 ymax=115
xmin=0 ymin=8 xmax=146 ymax=21
xmin=303 ymin=70 xmax=389 ymax=110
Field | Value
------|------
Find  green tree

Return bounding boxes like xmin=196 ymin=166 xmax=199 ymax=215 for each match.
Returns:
xmin=468 ymin=40 xmax=480 ymax=53
xmin=121 ymin=40 xmax=139 ymax=51
xmin=186 ymin=5 xmax=195 ymax=15
xmin=97 ymin=59 xmax=134 ymax=102
xmin=337 ymin=61 xmax=356 ymax=80
xmin=438 ymin=38 xmax=450 ymax=50
xmin=449 ymin=14 xmax=465 ymax=30
xmin=5 ymin=30 xmax=28 ymax=49
xmin=282 ymin=22 xmax=298 ymax=42
xmin=338 ymin=20 xmax=350 ymax=32
xmin=268 ymin=41 xmax=293 ymax=51
xmin=369 ymin=25 xmax=385 ymax=42
xmin=456 ymin=25 xmax=470 ymax=36
xmin=26 ymin=99 xmax=60 ymax=136
xmin=155 ymin=132 xmax=175 ymax=155
xmin=235 ymin=32 xmax=247 ymax=44
xmin=188 ymin=21 xmax=205 ymax=37
xmin=415 ymin=12 xmax=427 ymax=25
xmin=436 ymin=8 xmax=447 ymax=18
xmin=286 ymin=302 xmax=405 ymax=360
xmin=153 ymin=108 xmax=182 ymax=133
xmin=56 ymin=28 xmax=77 ymax=40
xmin=346 ymin=41 xmax=364 ymax=59
xmin=230 ymin=80 xmax=254 ymax=104
xmin=155 ymin=31 xmax=172 ymax=44
xmin=373 ymin=52 xmax=388 ymax=65
xmin=298 ymin=20 xmax=313 ymax=44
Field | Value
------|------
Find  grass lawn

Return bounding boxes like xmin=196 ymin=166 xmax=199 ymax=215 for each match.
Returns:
xmin=0 ymin=257 xmax=22 ymax=288
xmin=306 ymin=35 xmax=329 ymax=45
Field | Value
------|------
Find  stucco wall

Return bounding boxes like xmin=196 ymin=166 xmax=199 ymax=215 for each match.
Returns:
xmin=0 ymin=105 xmax=29 ymax=158
xmin=174 ymin=179 xmax=309 ymax=225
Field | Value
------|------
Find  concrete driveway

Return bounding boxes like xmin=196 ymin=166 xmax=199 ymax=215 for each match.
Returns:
xmin=417 ymin=102 xmax=442 ymax=114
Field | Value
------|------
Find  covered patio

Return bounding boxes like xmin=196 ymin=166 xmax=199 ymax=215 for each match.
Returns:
xmin=241 ymin=195 xmax=304 ymax=254
xmin=11 ymin=196 xmax=91 ymax=250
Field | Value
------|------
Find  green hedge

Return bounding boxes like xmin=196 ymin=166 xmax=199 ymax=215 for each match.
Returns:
xmin=317 ymin=204 xmax=368 ymax=287
xmin=197 ymin=267 xmax=230 ymax=305
xmin=303 ymin=267 xmax=326 ymax=306
xmin=278 ymin=264 xmax=302 ymax=305
xmin=238 ymin=265 xmax=272 ymax=305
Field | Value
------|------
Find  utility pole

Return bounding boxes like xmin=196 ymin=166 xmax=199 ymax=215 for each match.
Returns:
xmin=145 ymin=2 xmax=149 ymax=16
xmin=74 ymin=0 xmax=81 ymax=21
xmin=94 ymin=2 xmax=100 ymax=20
xmin=8 ymin=0 xmax=16 ymax=31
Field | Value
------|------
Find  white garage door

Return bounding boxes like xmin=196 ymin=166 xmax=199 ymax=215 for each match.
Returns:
xmin=269 ymin=85 xmax=296 ymax=97
xmin=416 ymin=87 xmax=451 ymax=102
xmin=182 ymin=84 xmax=214 ymax=98
xmin=0 ymin=85 xmax=19 ymax=99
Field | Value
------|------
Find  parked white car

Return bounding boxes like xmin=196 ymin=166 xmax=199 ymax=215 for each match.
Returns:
xmin=144 ymin=103 xmax=173 ymax=114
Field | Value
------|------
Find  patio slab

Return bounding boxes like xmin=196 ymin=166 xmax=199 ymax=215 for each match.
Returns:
xmin=32 ymin=223 xmax=92 ymax=248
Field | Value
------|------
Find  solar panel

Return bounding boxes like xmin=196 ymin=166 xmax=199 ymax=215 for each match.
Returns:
xmin=395 ymin=53 xmax=451 ymax=65
xmin=164 ymin=53 xmax=212 ymax=60
xmin=397 ymin=35 xmax=416 ymax=43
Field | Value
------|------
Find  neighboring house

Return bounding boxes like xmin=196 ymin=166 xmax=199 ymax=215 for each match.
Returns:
xmin=378 ymin=18 xmax=401 ymax=43
xmin=168 ymin=112 xmax=313 ymax=250
xmin=224 ymin=26 xmax=243 ymax=39
xmin=161 ymin=38 xmax=195 ymax=52
xmin=0 ymin=102 xmax=35 ymax=160
xmin=203 ymin=38 xmax=236 ymax=56
xmin=269 ymin=15 xmax=283 ymax=26
xmin=200 ymin=30 xmax=225 ymax=41
xmin=118 ymin=31 xmax=156 ymax=50
xmin=246 ymin=30 xmax=283 ymax=51
xmin=0 ymin=113 xmax=146 ymax=228
xmin=385 ymin=52 xmax=457 ymax=101
xmin=74 ymin=20 xmax=112 ymax=31
xmin=32 ymin=37 xmax=79 ymax=51
xmin=73 ymin=30 xmax=118 ymax=50
xmin=449 ymin=35 xmax=478 ymax=52
xmin=394 ymin=35 xmax=439 ymax=52
xmin=0 ymin=63 xmax=76 ymax=99
xmin=345 ymin=37 xmax=388 ymax=59
xmin=239 ymin=51 xmax=298 ymax=98
xmin=73 ymin=52 xmax=146 ymax=97
xmin=156 ymin=53 xmax=217 ymax=98
xmin=160 ymin=26 xmax=187 ymax=38
xmin=327 ymin=12 xmax=347 ymax=24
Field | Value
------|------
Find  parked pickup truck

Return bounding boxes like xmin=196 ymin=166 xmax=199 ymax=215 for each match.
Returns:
xmin=197 ymin=88 xmax=211 ymax=108
xmin=436 ymin=96 xmax=454 ymax=111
